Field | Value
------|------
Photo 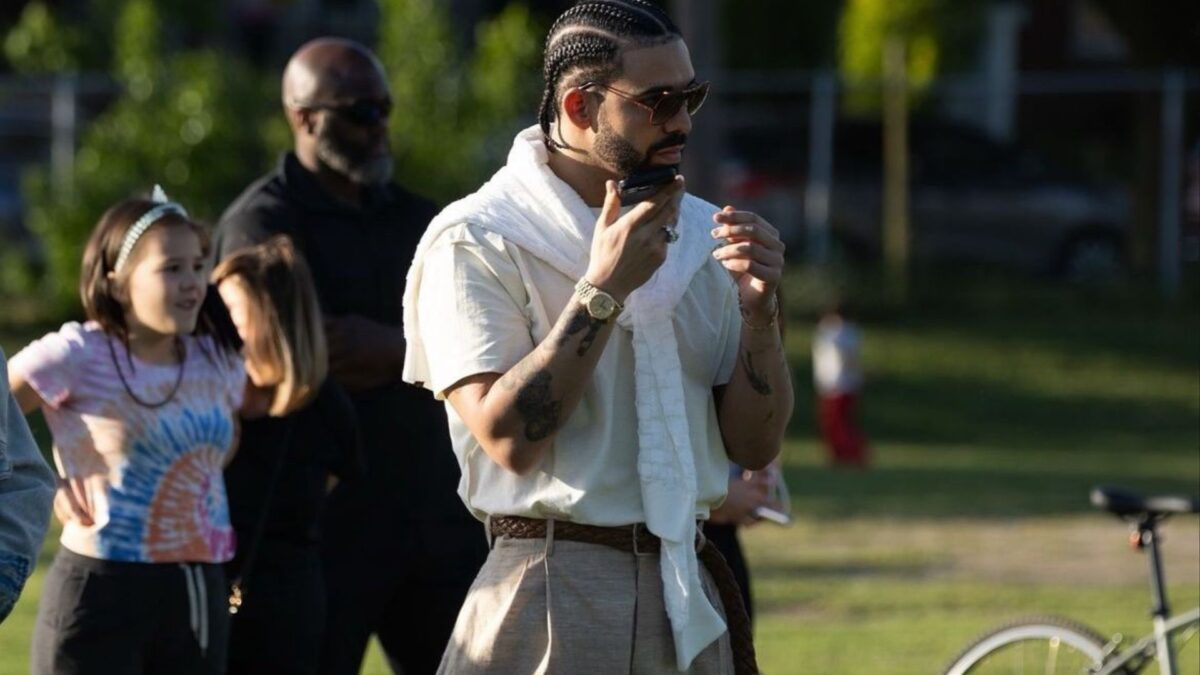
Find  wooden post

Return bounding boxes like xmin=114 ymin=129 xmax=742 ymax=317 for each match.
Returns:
xmin=882 ymin=36 xmax=910 ymax=301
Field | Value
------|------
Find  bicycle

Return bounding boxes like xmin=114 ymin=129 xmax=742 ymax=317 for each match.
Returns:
xmin=942 ymin=486 xmax=1200 ymax=675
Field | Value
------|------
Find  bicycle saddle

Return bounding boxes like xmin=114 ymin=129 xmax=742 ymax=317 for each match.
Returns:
xmin=1091 ymin=485 xmax=1200 ymax=518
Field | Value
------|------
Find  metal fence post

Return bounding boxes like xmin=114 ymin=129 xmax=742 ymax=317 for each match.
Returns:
xmin=51 ymin=73 xmax=77 ymax=202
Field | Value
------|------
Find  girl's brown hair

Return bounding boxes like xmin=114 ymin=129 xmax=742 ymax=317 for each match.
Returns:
xmin=212 ymin=236 xmax=327 ymax=416
xmin=80 ymin=197 xmax=220 ymax=346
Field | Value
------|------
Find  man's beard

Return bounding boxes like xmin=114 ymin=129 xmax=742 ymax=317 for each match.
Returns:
xmin=593 ymin=115 xmax=687 ymax=177
xmin=315 ymin=127 xmax=393 ymax=186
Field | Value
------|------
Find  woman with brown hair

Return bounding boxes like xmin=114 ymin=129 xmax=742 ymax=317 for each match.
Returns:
xmin=213 ymin=236 xmax=362 ymax=675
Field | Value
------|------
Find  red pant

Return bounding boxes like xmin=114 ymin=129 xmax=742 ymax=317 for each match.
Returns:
xmin=818 ymin=393 xmax=868 ymax=466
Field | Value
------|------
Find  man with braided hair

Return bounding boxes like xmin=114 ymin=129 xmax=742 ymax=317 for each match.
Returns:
xmin=403 ymin=1 xmax=792 ymax=672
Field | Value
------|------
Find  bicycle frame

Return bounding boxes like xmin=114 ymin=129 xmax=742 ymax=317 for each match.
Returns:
xmin=1093 ymin=606 xmax=1199 ymax=675
xmin=1094 ymin=515 xmax=1199 ymax=675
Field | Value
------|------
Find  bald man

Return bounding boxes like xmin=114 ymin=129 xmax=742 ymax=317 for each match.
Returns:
xmin=213 ymin=37 xmax=487 ymax=675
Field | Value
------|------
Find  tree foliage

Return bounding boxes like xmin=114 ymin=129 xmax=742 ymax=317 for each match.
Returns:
xmin=19 ymin=0 xmax=277 ymax=309
xmin=10 ymin=0 xmax=541 ymax=310
xmin=378 ymin=0 xmax=542 ymax=203
xmin=838 ymin=0 xmax=984 ymax=114
xmin=4 ymin=1 xmax=89 ymax=73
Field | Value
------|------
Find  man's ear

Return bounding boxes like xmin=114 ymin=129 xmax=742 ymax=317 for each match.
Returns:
xmin=285 ymin=106 xmax=318 ymax=135
xmin=560 ymin=87 xmax=595 ymax=131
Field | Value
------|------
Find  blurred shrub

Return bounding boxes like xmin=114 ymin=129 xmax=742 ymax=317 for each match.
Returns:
xmin=3 ymin=1 xmax=110 ymax=73
xmin=14 ymin=0 xmax=540 ymax=310
xmin=378 ymin=0 xmax=542 ymax=203
xmin=20 ymin=0 xmax=277 ymax=310
xmin=838 ymin=0 xmax=985 ymax=114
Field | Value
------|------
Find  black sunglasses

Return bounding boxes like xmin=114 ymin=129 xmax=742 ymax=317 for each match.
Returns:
xmin=304 ymin=98 xmax=392 ymax=127
xmin=580 ymin=81 xmax=710 ymax=126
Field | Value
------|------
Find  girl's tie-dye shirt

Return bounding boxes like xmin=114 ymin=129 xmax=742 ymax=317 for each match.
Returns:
xmin=9 ymin=322 xmax=246 ymax=563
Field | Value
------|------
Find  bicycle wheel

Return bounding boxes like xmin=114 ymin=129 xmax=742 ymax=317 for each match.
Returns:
xmin=943 ymin=616 xmax=1109 ymax=675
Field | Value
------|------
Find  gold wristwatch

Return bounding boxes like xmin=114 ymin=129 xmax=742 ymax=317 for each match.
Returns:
xmin=574 ymin=278 xmax=623 ymax=321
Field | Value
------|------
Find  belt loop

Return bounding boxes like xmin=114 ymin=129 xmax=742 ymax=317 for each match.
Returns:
xmin=694 ymin=521 xmax=708 ymax=553
xmin=544 ymin=518 xmax=555 ymax=557
xmin=632 ymin=523 xmax=649 ymax=557
xmin=485 ymin=514 xmax=495 ymax=549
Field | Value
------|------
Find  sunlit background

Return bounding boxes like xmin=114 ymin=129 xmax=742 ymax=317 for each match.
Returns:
xmin=0 ymin=1 xmax=1196 ymax=674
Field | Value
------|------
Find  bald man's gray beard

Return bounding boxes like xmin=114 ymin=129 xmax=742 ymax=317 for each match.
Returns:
xmin=315 ymin=132 xmax=394 ymax=186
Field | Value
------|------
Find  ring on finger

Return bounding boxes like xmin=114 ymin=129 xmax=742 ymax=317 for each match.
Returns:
xmin=662 ymin=225 xmax=680 ymax=244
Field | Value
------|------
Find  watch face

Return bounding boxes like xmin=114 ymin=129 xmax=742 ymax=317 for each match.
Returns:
xmin=587 ymin=293 xmax=616 ymax=319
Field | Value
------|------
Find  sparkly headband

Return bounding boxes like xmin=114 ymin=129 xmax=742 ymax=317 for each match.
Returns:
xmin=113 ymin=185 xmax=189 ymax=273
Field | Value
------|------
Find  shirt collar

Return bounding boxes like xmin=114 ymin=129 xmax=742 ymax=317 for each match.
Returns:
xmin=277 ymin=152 xmax=392 ymax=214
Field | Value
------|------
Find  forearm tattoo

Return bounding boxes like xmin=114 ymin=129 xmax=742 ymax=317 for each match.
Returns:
xmin=558 ymin=306 xmax=606 ymax=357
xmin=497 ymin=354 xmax=542 ymax=392
xmin=515 ymin=371 xmax=561 ymax=441
xmin=741 ymin=349 xmax=773 ymax=396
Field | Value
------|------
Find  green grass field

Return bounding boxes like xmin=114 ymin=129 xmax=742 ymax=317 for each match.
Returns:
xmin=2 ymin=270 xmax=1197 ymax=674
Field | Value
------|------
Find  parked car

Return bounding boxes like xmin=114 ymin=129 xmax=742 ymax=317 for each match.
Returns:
xmin=721 ymin=119 xmax=1132 ymax=282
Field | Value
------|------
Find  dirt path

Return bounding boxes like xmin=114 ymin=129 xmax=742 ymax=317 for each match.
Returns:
xmin=743 ymin=515 xmax=1200 ymax=586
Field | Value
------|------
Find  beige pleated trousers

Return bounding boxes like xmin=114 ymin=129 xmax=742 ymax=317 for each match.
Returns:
xmin=436 ymin=525 xmax=734 ymax=675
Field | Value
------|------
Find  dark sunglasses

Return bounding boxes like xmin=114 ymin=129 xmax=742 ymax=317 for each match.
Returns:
xmin=580 ymin=81 xmax=710 ymax=126
xmin=305 ymin=98 xmax=392 ymax=127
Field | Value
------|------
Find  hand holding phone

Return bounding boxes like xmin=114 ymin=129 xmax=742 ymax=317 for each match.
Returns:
xmin=618 ymin=166 xmax=678 ymax=205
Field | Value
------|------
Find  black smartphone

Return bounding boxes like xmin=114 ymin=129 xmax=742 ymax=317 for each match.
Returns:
xmin=618 ymin=166 xmax=678 ymax=205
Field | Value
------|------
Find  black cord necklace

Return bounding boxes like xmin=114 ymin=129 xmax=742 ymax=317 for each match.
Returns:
xmin=108 ymin=336 xmax=187 ymax=409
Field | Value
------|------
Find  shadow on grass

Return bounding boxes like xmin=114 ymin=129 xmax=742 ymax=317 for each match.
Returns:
xmin=754 ymin=559 xmax=944 ymax=581
xmin=863 ymin=372 xmax=1198 ymax=454
xmin=782 ymin=462 xmax=1200 ymax=520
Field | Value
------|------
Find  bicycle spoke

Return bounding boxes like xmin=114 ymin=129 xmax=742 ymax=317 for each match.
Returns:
xmin=958 ymin=637 xmax=1099 ymax=674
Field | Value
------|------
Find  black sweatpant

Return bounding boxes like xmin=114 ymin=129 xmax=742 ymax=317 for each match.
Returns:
xmin=32 ymin=548 xmax=228 ymax=675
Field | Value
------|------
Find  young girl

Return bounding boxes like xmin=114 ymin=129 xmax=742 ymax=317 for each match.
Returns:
xmin=9 ymin=193 xmax=246 ymax=675
xmin=213 ymin=237 xmax=361 ymax=675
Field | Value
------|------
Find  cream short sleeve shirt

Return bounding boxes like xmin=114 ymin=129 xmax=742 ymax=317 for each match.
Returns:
xmin=415 ymin=221 xmax=742 ymax=526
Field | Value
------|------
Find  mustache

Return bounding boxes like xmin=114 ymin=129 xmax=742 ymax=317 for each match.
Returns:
xmin=647 ymin=133 xmax=688 ymax=154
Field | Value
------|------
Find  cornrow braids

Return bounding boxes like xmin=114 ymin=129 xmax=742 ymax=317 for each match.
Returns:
xmin=538 ymin=0 xmax=681 ymax=151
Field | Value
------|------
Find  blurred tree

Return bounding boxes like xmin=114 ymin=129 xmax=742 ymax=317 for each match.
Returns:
xmin=4 ymin=1 xmax=90 ymax=73
xmin=9 ymin=0 xmax=540 ymax=309
xmin=838 ymin=0 xmax=985 ymax=114
xmin=378 ymin=0 xmax=542 ymax=203
xmin=3 ymin=0 xmax=221 ymax=74
xmin=19 ymin=0 xmax=278 ymax=310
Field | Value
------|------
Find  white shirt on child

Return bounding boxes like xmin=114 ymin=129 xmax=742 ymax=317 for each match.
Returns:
xmin=813 ymin=316 xmax=863 ymax=396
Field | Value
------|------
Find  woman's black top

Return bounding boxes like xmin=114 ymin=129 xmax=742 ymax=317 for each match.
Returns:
xmin=224 ymin=380 xmax=362 ymax=576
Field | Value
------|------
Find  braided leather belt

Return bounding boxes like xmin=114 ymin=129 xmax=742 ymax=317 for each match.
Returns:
xmin=489 ymin=516 xmax=759 ymax=675
xmin=490 ymin=515 xmax=666 ymax=554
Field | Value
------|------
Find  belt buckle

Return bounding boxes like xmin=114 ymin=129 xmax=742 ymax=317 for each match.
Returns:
xmin=632 ymin=523 xmax=652 ymax=557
